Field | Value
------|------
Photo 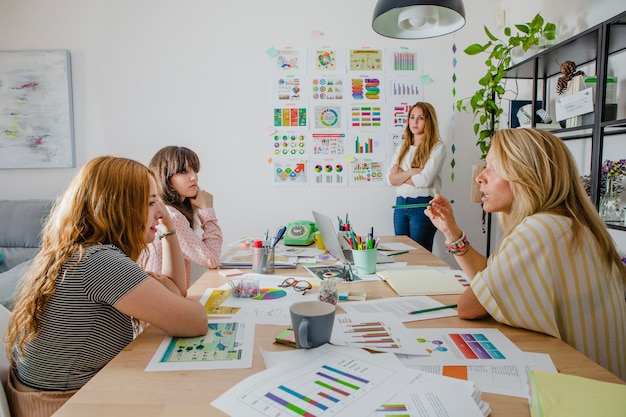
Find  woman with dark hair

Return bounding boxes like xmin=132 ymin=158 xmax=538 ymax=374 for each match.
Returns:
xmin=142 ymin=146 xmax=223 ymax=287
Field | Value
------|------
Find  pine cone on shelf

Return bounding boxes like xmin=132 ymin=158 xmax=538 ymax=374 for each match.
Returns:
xmin=556 ymin=60 xmax=584 ymax=95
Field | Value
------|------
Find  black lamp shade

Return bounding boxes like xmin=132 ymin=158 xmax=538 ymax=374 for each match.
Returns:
xmin=372 ymin=0 xmax=466 ymax=39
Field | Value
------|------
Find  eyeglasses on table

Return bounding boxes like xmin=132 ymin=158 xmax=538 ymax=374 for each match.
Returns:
xmin=278 ymin=277 xmax=312 ymax=294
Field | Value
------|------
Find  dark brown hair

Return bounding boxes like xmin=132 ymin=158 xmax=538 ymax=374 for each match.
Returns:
xmin=149 ymin=146 xmax=201 ymax=228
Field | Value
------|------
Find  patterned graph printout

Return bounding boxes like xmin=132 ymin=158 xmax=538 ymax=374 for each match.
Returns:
xmin=212 ymin=347 xmax=415 ymax=417
xmin=145 ymin=321 xmax=255 ymax=371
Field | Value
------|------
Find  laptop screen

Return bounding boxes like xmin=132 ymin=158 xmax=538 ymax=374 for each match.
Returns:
xmin=312 ymin=210 xmax=348 ymax=264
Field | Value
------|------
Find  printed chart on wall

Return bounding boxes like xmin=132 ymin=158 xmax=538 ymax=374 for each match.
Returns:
xmin=267 ymin=46 xmax=423 ymax=188
xmin=145 ymin=320 xmax=255 ymax=371
xmin=310 ymin=156 xmax=347 ymax=187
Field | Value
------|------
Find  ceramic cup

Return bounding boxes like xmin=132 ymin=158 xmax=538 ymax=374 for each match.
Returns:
xmin=289 ymin=301 xmax=336 ymax=349
xmin=352 ymin=248 xmax=377 ymax=274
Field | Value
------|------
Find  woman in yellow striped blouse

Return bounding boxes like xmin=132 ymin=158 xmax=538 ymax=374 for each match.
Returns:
xmin=425 ymin=128 xmax=626 ymax=382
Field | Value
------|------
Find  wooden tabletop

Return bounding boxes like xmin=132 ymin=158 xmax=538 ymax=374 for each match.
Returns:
xmin=53 ymin=236 xmax=624 ymax=416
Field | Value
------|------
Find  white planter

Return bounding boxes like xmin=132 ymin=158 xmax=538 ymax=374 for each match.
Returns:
xmin=510 ymin=45 xmax=539 ymax=65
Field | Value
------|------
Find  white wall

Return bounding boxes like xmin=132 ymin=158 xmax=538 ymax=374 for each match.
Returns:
xmin=0 ymin=0 xmax=624 ymax=265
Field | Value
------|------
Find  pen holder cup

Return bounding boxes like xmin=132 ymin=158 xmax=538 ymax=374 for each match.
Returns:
xmin=352 ymin=249 xmax=377 ymax=275
xmin=229 ymin=276 xmax=260 ymax=298
xmin=252 ymin=245 xmax=275 ymax=274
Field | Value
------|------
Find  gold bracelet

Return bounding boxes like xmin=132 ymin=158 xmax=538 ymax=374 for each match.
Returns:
xmin=158 ymin=230 xmax=177 ymax=240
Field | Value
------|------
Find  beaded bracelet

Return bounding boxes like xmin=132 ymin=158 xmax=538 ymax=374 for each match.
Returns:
xmin=158 ymin=229 xmax=177 ymax=240
xmin=445 ymin=231 xmax=471 ymax=256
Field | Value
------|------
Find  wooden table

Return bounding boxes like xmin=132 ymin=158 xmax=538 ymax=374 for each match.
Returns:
xmin=54 ymin=236 xmax=624 ymax=416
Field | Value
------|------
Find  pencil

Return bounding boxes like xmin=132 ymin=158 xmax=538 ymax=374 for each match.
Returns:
xmin=408 ymin=304 xmax=458 ymax=315
xmin=386 ymin=250 xmax=409 ymax=256
xmin=392 ymin=203 xmax=431 ymax=209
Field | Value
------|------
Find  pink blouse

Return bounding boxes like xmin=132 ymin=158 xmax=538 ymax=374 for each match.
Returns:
xmin=140 ymin=206 xmax=223 ymax=288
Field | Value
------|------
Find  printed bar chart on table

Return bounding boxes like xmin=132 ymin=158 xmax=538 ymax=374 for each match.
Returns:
xmin=213 ymin=348 xmax=413 ymax=417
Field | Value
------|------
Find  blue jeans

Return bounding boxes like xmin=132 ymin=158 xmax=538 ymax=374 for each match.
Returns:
xmin=393 ymin=196 xmax=437 ymax=251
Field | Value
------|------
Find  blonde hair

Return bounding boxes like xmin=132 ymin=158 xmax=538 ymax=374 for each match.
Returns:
xmin=6 ymin=156 xmax=155 ymax=357
xmin=490 ymin=128 xmax=626 ymax=280
xmin=396 ymin=102 xmax=441 ymax=168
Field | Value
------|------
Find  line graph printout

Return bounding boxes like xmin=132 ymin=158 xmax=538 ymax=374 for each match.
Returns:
xmin=212 ymin=346 xmax=415 ymax=417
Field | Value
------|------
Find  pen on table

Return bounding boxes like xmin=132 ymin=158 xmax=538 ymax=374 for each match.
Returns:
xmin=386 ymin=250 xmax=409 ymax=256
xmin=408 ymin=304 xmax=458 ymax=315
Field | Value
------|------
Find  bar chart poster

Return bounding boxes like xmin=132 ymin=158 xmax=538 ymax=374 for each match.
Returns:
xmin=349 ymin=131 xmax=384 ymax=156
xmin=215 ymin=349 xmax=412 ymax=417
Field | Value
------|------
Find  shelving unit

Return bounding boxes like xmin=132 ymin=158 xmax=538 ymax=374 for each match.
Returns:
xmin=504 ymin=10 xmax=626 ymax=231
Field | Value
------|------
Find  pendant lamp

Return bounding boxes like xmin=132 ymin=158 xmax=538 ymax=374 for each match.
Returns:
xmin=372 ymin=0 xmax=466 ymax=39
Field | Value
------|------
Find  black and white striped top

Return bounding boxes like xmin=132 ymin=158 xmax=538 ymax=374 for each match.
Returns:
xmin=13 ymin=244 xmax=147 ymax=391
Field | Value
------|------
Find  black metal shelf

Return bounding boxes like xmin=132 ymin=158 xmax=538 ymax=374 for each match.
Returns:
xmin=504 ymin=10 xmax=626 ymax=231
xmin=505 ymin=11 xmax=626 ymax=80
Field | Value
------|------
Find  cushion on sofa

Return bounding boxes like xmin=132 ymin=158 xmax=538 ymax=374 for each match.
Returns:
xmin=0 ymin=259 xmax=31 ymax=309
xmin=0 ymin=199 xmax=52 ymax=273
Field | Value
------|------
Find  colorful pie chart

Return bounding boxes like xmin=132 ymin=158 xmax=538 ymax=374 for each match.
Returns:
xmin=253 ymin=288 xmax=287 ymax=300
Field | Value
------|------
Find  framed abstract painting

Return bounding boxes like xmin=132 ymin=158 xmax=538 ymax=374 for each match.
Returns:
xmin=0 ymin=50 xmax=75 ymax=168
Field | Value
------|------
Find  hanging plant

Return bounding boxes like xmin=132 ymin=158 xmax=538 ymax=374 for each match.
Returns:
xmin=456 ymin=13 xmax=557 ymax=159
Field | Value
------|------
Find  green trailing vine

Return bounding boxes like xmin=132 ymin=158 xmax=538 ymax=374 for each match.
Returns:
xmin=456 ymin=13 xmax=557 ymax=159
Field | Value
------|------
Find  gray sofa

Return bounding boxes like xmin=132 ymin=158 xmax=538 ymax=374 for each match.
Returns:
xmin=0 ymin=200 xmax=52 ymax=309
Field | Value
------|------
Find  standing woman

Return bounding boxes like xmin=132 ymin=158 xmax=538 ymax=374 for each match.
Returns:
xmin=142 ymin=146 xmax=223 ymax=288
xmin=387 ymin=102 xmax=447 ymax=251
xmin=5 ymin=156 xmax=207 ymax=417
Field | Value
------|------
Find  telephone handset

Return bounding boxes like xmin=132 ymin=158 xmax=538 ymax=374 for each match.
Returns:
xmin=284 ymin=220 xmax=318 ymax=246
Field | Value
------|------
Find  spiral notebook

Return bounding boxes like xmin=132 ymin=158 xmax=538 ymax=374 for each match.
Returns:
xmin=376 ymin=267 xmax=466 ymax=296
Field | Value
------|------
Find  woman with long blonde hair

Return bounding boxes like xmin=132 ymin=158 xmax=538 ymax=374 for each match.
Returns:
xmin=5 ymin=156 xmax=207 ymax=417
xmin=425 ymin=128 xmax=626 ymax=381
xmin=387 ymin=102 xmax=447 ymax=251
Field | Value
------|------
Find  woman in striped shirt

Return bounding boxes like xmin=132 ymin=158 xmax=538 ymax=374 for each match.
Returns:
xmin=5 ymin=156 xmax=208 ymax=417
xmin=425 ymin=128 xmax=626 ymax=382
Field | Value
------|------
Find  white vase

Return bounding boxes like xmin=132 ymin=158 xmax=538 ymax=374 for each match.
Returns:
xmin=600 ymin=178 xmax=624 ymax=222
xmin=510 ymin=45 xmax=539 ymax=65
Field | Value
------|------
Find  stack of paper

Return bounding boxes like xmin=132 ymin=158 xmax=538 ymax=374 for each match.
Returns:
xmin=528 ymin=370 xmax=626 ymax=417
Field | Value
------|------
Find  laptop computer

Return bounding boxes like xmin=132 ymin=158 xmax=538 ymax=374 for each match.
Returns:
xmin=312 ymin=210 xmax=393 ymax=264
